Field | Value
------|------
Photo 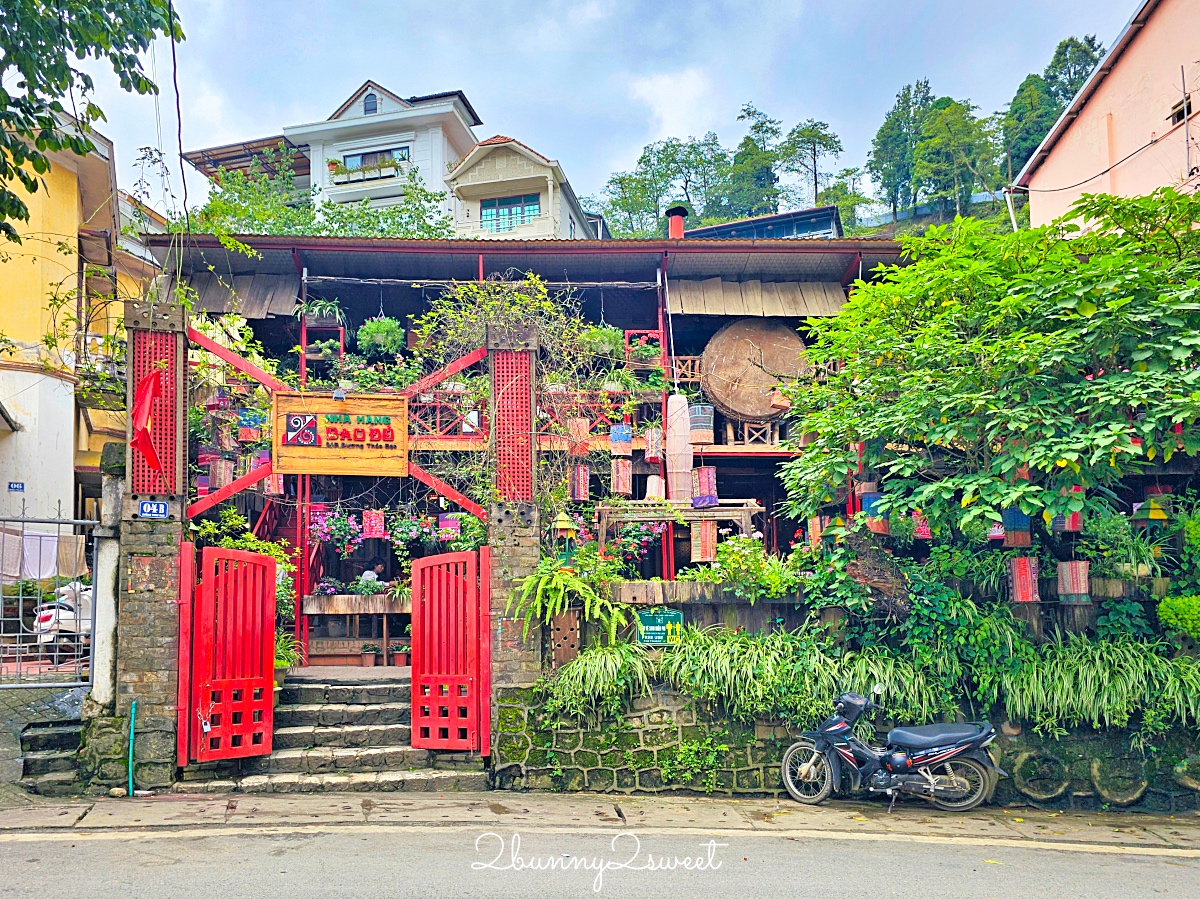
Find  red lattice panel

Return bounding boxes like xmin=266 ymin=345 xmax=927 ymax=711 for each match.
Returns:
xmin=491 ymin=350 xmax=534 ymax=501
xmin=190 ymin=547 xmax=276 ymax=762
xmin=410 ymin=551 xmax=490 ymax=751
xmin=130 ymin=329 xmax=181 ymax=495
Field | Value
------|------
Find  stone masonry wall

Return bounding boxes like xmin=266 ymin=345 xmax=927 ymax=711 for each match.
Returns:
xmin=491 ymin=684 xmax=1200 ymax=810
xmin=488 ymin=503 xmax=542 ymax=689
xmin=113 ymin=519 xmax=183 ymax=789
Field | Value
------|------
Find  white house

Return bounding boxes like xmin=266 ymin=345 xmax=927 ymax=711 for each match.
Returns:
xmin=184 ymin=81 xmax=596 ymax=239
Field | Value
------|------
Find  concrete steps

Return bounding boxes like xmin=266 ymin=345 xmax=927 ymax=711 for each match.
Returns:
xmin=18 ymin=722 xmax=82 ymax=796
xmin=224 ymin=671 xmax=486 ymax=794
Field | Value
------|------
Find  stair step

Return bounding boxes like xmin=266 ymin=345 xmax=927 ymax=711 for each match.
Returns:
xmin=236 ymin=768 xmax=490 ymax=794
xmin=21 ymin=770 xmax=81 ymax=796
xmin=21 ymin=749 xmax=78 ymax=777
xmin=21 ymin=723 xmax=82 ymax=753
xmin=281 ymin=683 xmax=410 ymax=705
xmin=273 ymin=723 xmax=411 ymax=750
xmin=274 ymin=703 xmax=410 ymax=729
xmin=242 ymin=745 xmax=430 ymax=775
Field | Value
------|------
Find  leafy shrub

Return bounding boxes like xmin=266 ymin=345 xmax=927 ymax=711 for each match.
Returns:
xmin=1158 ymin=595 xmax=1200 ymax=640
xmin=355 ymin=317 xmax=407 ymax=359
xmin=542 ymin=642 xmax=657 ymax=721
xmin=509 ymin=556 xmax=630 ymax=643
xmin=676 ymin=535 xmax=803 ymax=604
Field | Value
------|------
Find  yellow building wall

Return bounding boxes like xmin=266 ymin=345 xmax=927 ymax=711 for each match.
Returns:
xmin=0 ymin=163 xmax=84 ymax=359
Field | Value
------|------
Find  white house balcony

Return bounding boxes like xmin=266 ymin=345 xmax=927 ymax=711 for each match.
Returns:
xmin=452 ymin=211 xmax=557 ymax=240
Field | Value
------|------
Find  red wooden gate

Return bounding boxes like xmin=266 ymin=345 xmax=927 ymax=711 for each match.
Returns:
xmin=410 ymin=547 xmax=491 ymax=753
xmin=177 ymin=544 xmax=276 ymax=764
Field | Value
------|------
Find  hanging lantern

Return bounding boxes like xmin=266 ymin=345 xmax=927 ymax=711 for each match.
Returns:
xmin=769 ymin=390 xmax=791 ymax=411
xmin=1057 ymin=561 xmax=1090 ymax=604
xmin=912 ymin=512 xmax=932 ymax=540
xmin=808 ymin=516 xmax=826 ymax=551
xmin=362 ymin=509 xmax=387 ymax=539
xmin=861 ymin=491 xmax=890 ymax=535
xmin=209 ymin=459 xmax=234 ymax=490
xmin=612 ymin=459 xmax=633 ymax=496
xmin=666 ymin=394 xmax=694 ymax=480
xmin=552 ymin=511 xmax=578 ymax=565
xmin=1008 ymin=557 xmax=1040 ymax=603
xmin=691 ymin=466 xmax=718 ymax=509
xmin=567 ymin=417 xmax=591 ymax=456
xmin=691 ymin=520 xmax=717 ymax=562
xmin=569 ymin=464 xmax=590 ymax=501
xmin=987 ymin=521 xmax=1006 ymax=541
xmin=645 ymin=474 xmax=665 ymax=500
xmin=688 ymin=403 xmax=715 ymax=446
xmin=1001 ymin=507 xmax=1031 ymax=547
xmin=266 ymin=473 xmax=284 ymax=496
xmin=667 ymin=470 xmax=692 ymax=501
xmin=196 ymin=475 xmax=210 ymax=498
xmin=437 ymin=513 xmax=461 ymax=541
xmin=610 ymin=423 xmax=633 ymax=457
xmin=643 ymin=426 xmax=663 ymax=463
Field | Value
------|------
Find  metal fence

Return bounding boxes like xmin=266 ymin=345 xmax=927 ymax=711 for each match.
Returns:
xmin=0 ymin=512 xmax=97 ymax=689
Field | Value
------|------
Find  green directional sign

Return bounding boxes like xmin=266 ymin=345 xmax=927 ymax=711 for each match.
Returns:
xmin=636 ymin=607 xmax=683 ymax=646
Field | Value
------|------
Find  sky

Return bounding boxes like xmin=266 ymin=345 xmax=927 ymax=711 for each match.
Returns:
xmin=79 ymin=0 xmax=1137 ymax=215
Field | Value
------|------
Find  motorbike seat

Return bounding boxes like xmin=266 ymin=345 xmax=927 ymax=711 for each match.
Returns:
xmin=887 ymin=723 xmax=982 ymax=750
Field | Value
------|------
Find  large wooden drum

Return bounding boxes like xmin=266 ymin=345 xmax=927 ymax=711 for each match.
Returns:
xmin=699 ymin=318 xmax=810 ymax=422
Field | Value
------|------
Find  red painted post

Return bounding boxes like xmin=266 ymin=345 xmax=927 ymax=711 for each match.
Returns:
xmin=175 ymin=541 xmax=196 ymax=767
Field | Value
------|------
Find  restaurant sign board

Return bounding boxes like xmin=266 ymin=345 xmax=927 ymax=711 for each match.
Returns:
xmin=272 ymin=393 xmax=409 ymax=477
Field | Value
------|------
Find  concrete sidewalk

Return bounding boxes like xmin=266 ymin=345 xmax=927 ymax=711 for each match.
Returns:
xmin=1 ymin=791 xmax=1199 ymax=855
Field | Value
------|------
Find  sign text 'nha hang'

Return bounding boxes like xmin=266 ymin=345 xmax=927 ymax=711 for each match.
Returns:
xmin=271 ymin=393 xmax=409 ymax=477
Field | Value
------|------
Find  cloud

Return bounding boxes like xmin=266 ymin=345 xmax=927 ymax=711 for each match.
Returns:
xmin=629 ymin=67 xmax=727 ymax=142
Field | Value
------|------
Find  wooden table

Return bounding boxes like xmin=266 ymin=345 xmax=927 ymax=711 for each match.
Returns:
xmin=301 ymin=593 xmax=411 ymax=665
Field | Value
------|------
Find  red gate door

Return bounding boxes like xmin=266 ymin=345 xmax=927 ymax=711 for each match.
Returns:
xmin=411 ymin=548 xmax=491 ymax=752
xmin=187 ymin=546 xmax=276 ymax=763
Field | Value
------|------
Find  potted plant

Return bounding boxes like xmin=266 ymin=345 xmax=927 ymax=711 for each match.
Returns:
xmin=274 ymin=631 xmax=302 ymax=688
xmin=389 ymin=643 xmax=411 ymax=666
xmin=360 ymin=643 xmax=381 ymax=667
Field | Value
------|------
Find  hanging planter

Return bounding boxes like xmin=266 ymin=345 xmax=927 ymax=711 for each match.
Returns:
xmin=570 ymin=464 xmax=591 ymax=501
xmin=688 ymin=403 xmax=715 ymax=446
xmin=1008 ymin=557 xmax=1040 ymax=603
xmin=610 ymin=423 xmax=633 ymax=457
xmin=611 ymin=458 xmax=633 ymax=496
xmin=691 ymin=466 xmax=718 ymax=509
xmin=691 ymin=519 xmax=717 ymax=562
xmin=643 ymin=426 xmax=663 ymax=463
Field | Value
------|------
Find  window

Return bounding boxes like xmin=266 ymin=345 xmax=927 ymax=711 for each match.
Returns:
xmin=363 ymin=92 xmax=378 ymax=115
xmin=1170 ymin=96 xmax=1192 ymax=126
xmin=342 ymin=146 xmax=409 ymax=172
xmin=569 ymin=215 xmax=576 ymax=239
xmin=480 ymin=194 xmax=540 ymax=232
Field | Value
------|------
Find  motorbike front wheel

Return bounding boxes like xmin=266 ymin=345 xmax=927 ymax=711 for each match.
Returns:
xmin=929 ymin=758 xmax=989 ymax=811
xmin=782 ymin=739 xmax=834 ymax=804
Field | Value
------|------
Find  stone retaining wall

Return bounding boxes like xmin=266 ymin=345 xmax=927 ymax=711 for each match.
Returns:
xmin=491 ymin=684 xmax=1200 ymax=810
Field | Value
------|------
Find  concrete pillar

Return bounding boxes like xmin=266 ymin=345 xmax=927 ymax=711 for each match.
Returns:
xmin=82 ymin=443 xmax=124 ymax=717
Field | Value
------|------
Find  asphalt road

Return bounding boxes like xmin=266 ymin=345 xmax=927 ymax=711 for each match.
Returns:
xmin=1 ymin=825 xmax=1197 ymax=899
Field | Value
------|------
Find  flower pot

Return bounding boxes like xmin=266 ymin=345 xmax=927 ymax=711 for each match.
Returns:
xmin=361 ymin=652 xmax=377 ymax=667
xmin=390 ymin=652 xmax=410 ymax=667
xmin=273 ymin=667 xmax=288 ymax=688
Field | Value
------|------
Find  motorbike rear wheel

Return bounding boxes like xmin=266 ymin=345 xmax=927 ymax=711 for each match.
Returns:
xmin=929 ymin=758 xmax=989 ymax=811
xmin=782 ymin=739 xmax=834 ymax=805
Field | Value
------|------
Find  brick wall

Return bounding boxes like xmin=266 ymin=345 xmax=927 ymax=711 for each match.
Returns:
xmin=488 ymin=502 xmax=542 ymax=689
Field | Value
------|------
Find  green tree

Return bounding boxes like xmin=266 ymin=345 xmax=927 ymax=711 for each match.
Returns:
xmin=866 ymin=80 xmax=934 ymax=221
xmin=817 ymin=167 xmax=872 ymax=230
xmin=0 ymin=0 xmax=182 ymax=242
xmin=185 ymin=145 xmax=453 ymax=250
xmin=913 ymin=99 xmax=998 ymax=216
xmin=1002 ymin=74 xmax=1060 ymax=177
xmin=1043 ymin=35 xmax=1104 ymax=107
xmin=781 ymin=188 xmax=1200 ymax=539
xmin=781 ymin=119 xmax=843 ymax=206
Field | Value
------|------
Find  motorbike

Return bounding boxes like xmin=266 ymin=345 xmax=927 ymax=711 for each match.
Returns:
xmin=781 ymin=685 xmax=1006 ymax=812
xmin=33 ymin=582 xmax=93 ymax=659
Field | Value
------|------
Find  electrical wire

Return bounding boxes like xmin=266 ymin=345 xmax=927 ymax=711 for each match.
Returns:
xmin=167 ymin=1 xmax=191 ymax=237
xmin=1016 ymin=136 xmax=1160 ymax=193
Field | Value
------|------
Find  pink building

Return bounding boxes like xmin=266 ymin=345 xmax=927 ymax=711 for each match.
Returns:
xmin=1016 ymin=0 xmax=1200 ymax=226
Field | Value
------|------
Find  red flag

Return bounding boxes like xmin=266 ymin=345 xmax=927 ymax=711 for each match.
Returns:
xmin=129 ymin=368 xmax=164 ymax=473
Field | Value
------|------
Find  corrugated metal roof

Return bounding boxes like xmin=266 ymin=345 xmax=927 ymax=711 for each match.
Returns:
xmin=668 ymin=278 xmax=844 ymax=317
xmin=185 ymin=271 xmax=299 ymax=318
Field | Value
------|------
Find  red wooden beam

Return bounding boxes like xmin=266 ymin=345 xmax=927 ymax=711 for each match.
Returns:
xmin=186 ymin=326 xmax=290 ymax=393
xmin=187 ymin=463 xmax=274 ymax=519
xmin=401 ymin=345 xmax=487 ymax=398
xmin=839 ymin=252 xmax=862 ymax=287
xmin=408 ymin=462 xmax=486 ymax=520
